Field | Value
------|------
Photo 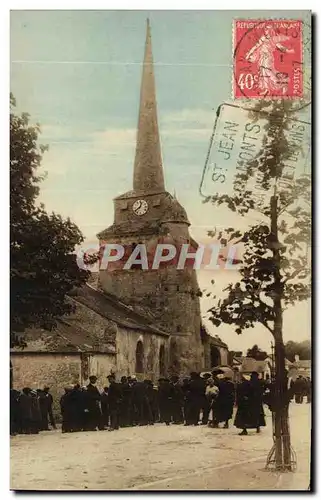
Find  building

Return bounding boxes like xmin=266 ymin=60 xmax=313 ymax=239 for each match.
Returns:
xmin=96 ymin=19 xmax=218 ymax=375
xmin=10 ymin=20 xmax=228 ymax=400
xmin=237 ymin=356 xmax=272 ymax=380
xmin=286 ymin=355 xmax=311 ymax=380
xmin=11 ymin=284 xmax=169 ymax=414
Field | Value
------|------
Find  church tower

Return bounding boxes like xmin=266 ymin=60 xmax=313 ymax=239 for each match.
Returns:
xmin=98 ymin=20 xmax=204 ymax=374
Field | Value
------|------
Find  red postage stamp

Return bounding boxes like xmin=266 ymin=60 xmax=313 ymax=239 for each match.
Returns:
xmin=233 ymin=19 xmax=303 ymax=99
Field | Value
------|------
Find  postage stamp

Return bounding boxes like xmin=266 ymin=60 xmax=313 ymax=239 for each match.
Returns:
xmin=233 ymin=19 xmax=303 ymax=99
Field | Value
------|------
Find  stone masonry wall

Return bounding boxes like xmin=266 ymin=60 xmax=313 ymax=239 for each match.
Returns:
xmin=11 ymin=353 xmax=82 ymax=421
xmin=116 ymin=326 xmax=168 ymax=382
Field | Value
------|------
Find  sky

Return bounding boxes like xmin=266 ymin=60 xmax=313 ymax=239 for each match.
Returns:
xmin=10 ymin=10 xmax=311 ymax=352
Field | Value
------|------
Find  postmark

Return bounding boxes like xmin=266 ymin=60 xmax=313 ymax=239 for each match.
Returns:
xmin=233 ymin=20 xmax=303 ymax=100
xmin=199 ymin=103 xmax=311 ymax=204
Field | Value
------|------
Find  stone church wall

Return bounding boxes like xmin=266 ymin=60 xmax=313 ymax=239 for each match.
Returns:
xmin=11 ymin=352 xmax=117 ymax=421
xmin=116 ymin=326 xmax=168 ymax=382
xmin=11 ymin=353 xmax=82 ymax=420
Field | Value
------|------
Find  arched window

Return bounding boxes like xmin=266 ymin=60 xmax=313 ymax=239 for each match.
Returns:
xmin=159 ymin=345 xmax=165 ymax=377
xmin=135 ymin=340 xmax=144 ymax=374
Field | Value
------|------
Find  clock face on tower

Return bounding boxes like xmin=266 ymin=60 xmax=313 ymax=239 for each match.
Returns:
xmin=132 ymin=199 xmax=148 ymax=216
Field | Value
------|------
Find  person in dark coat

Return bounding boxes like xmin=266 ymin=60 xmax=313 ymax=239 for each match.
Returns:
xmin=170 ymin=376 xmax=184 ymax=424
xmin=213 ymin=376 xmax=235 ymax=428
xmin=37 ymin=389 xmax=49 ymax=430
xmin=60 ymin=387 xmax=73 ymax=433
xmin=144 ymin=380 xmax=156 ymax=424
xmin=234 ymin=372 xmax=266 ymax=435
xmin=10 ymin=389 xmax=20 ymax=435
xmin=43 ymin=387 xmax=57 ymax=429
xmin=68 ymin=384 xmax=85 ymax=432
xmin=188 ymin=372 xmax=205 ymax=426
xmin=293 ymin=376 xmax=305 ymax=404
xmin=107 ymin=375 xmax=122 ymax=431
xmin=158 ymin=378 xmax=174 ymax=425
xmin=100 ymin=387 xmax=110 ymax=429
xmin=30 ymin=390 xmax=42 ymax=434
xmin=131 ymin=379 xmax=152 ymax=426
xmin=182 ymin=378 xmax=192 ymax=425
xmin=86 ymin=376 xmax=103 ymax=431
xmin=119 ymin=376 xmax=132 ymax=427
xmin=19 ymin=388 xmax=33 ymax=434
xmin=127 ymin=377 xmax=138 ymax=425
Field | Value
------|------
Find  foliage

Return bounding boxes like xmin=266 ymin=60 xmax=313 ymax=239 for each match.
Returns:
xmin=246 ymin=344 xmax=268 ymax=361
xmin=205 ymin=100 xmax=311 ymax=339
xmin=10 ymin=94 xmax=89 ymax=346
xmin=285 ymin=340 xmax=311 ymax=362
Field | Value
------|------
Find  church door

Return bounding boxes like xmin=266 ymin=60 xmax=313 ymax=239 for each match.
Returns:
xmin=135 ymin=341 xmax=144 ymax=374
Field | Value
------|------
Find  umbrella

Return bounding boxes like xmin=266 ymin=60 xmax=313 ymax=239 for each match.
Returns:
xmin=211 ymin=366 xmax=234 ymax=379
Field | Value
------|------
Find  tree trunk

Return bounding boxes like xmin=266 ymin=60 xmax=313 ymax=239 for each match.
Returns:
xmin=271 ymin=194 xmax=293 ymax=471
xmin=274 ymin=338 xmax=292 ymax=470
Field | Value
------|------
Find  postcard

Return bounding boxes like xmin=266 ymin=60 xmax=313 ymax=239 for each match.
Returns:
xmin=10 ymin=10 xmax=311 ymax=491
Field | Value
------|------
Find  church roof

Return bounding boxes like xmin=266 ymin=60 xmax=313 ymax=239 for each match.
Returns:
xmin=69 ymin=284 xmax=169 ymax=336
xmin=11 ymin=284 xmax=170 ymax=354
xmin=201 ymin=323 xmax=228 ymax=349
xmin=133 ymin=18 xmax=165 ymax=194
xmin=10 ymin=319 xmax=115 ymax=354
xmin=114 ymin=189 xmax=165 ymax=201
xmin=98 ymin=219 xmax=163 ymax=239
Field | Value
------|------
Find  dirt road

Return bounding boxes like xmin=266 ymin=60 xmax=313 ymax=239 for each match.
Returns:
xmin=10 ymin=402 xmax=311 ymax=491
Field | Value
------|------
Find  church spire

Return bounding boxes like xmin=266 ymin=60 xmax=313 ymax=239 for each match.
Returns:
xmin=133 ymin=19 xmax=165 ymax=193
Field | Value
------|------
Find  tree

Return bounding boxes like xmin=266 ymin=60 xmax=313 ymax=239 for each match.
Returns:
xmin=205 ymin=100 xmax=311 ymax=470
xmin=246 ymin=344 xmax=268 ymax=361
xmin=10 ymin=94 xmax=89 ymax=347
xmin=285 ymin=340 xmax=311 ymax=362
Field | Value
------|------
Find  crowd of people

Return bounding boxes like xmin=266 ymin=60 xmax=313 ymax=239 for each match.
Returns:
xmin=10 ymin=371 xmax=311 ymax=437
xmin=10 ymin=387 xmax=56 ymax=435
xmin=58 ymin=372 xmax=237 ymax=433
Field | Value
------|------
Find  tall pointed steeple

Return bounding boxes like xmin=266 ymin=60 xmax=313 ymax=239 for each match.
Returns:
xmin=133 ymin=19 xmax=165 ymax=193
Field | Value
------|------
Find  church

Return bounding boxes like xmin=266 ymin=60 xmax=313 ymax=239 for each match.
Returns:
xmin=11 ymin=20 xmax=228 ymax=404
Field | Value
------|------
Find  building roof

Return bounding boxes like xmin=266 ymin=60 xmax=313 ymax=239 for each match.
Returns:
xmin=208 ymin=334 xmax=228 ymax=349
xmin=200 ymin=323 xmax=228 ymax=349
xmin=11 ymin=284 xmax=170 ymax=354
xmin=240 ymin=357 xmax=270 ymax=373
xmin=11 ymin=318 xmax=116 ymax=354
xmin=70 ymin=285 xmax=169 ymax=336
xmin=233 ymin=356 xmax=244 ymax=365
xmin=287 ymin=359 xmax=311 ymax=370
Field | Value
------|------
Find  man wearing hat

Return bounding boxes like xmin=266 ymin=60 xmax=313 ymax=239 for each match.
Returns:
xmin=86 ymin=375 xmax=103 ymax=431
xmin=170 ymin=376 xmax=184 ymax=424
xmin=107 ymin=374 xmax=122 ymax=430
xmin=158 ymin=378 xmax=174 ymax=425
xmin=43 ymin=386 xmax=57 ymax=430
